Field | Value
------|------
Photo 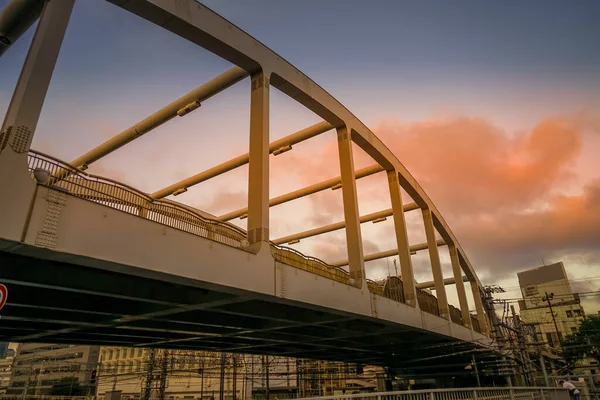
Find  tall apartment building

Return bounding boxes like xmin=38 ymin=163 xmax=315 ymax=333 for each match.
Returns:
xmin=517 ymin=262 xmax=586 ymax=349
xmin=6 ymin=343 xmax=100 ymax=396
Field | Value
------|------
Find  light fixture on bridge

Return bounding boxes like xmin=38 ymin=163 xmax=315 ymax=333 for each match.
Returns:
xmin=330 ymin=183 xmax=342 ymax=190
xmin=372 ymin=217 xmax=387 ymax=224
xmin=79 ymin=163 xmax=89 ymax=171
xmin=273 ymin=145 xmax=292 ymax=156
xmin=33 ymin=168 xmax=50 ymax=184
xmin=287 ymin=239 xmax=300 ymax=245
xmin=172 ymin=187 xmax=187 ymax=196
xmin=176 ymin=100 xmax=201 ymax=117
xmin=240 ymin=213 xmax=248 ymax=220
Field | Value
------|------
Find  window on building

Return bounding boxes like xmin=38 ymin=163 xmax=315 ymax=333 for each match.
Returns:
xmin=574 ymin=309 xmax=582 ymax=317
xmin=546 ymin=332 xmax=555 ymax=347
xmin=129 ymin=348 xmax=135 ymax=358
xmin=137 ymin=348 xmax=143 ymax=357
xmin=571 ymin=327 xmax=577 ymax=332
xmin=115 ymin=350 xmax=120 ymax=360
xmin=566 ymin=310 xmax=573 ymax=318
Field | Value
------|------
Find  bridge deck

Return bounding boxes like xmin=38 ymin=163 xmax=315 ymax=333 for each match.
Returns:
xmin=0 ymin=152 xmax=493 ymax=374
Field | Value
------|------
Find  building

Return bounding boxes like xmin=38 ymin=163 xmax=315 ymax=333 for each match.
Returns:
xmin=97 ymin=347 xmax=299 ymax=400
xmin=6 ymin=343 xmax=100 ymax=396
xmin=0 ymin=344 xmax=18 ymax=394
xmin=518 ymin=262 xmax=586 ymax=348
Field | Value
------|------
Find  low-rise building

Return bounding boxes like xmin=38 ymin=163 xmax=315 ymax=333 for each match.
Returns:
xmin=6 ymin=343 xmax=100 ymax=396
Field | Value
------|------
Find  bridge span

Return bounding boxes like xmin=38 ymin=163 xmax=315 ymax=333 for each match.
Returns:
xmin=0 ymin=0 xmax=500 ymax=376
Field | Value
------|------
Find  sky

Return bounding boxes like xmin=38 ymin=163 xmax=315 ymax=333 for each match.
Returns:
xmin=1 ymin=0 xmax=599 ymax=314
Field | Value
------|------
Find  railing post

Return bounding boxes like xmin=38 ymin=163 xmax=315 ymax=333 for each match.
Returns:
xmin=247 ymin=71 xmax=270 ymax=253
xmin=387 ymin=169 xmax=416 ymax=306
xmin=429 ymin=391 xmax=435 ymax=400
xmin=473 ymin=390 xmax=478 ymax=400
xmin=421 ymin=207 xmax=449 ymax=319
xmin=510 ymin=388 xmax=516 ymax=400
xmin=336 ymin=126 xmax=365 ymax=289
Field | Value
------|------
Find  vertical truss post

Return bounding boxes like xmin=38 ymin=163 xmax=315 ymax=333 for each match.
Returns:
xmin=387 ymin=170 xmax=416 ymax=306
xmin=422 ymin=207 xmax=449 ymax=319
xmin=449 ymin=243 xmax=471 ymax=327
xmin=471 ymin=282 xmax=489 ymax=335
xmin=247 ymin=72 xmax=270 ymax=253
xmin=336 ymin=126 xmax=365 ymax=288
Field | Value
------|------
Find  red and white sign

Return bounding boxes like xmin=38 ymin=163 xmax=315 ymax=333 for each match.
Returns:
xmin=0 ymin=284 xmax=7 ymax=311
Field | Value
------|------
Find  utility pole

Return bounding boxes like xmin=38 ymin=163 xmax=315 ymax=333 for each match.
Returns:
xmin=232 ymin=355 xmax=237 ymax=400
xmin=471 ymin=354 xmax=481 ymax=387
xmin=219 ymin=353 xmax=226 ymax=400
xmin=511 ymin=305 xmax=533 ymax=386
xmin=483 ymin=285 xmax=514 ymax=386
xmin=142 ymin=349 xmax=156 ymax=400
xmin=158 ymin=350 xmax=169 ymax=400
xmin=542 ymin=292 xmax=562 ymax=345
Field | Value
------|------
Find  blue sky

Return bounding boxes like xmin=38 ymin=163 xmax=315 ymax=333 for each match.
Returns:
xmin=1 ymin=0 xmax=599 ymax=311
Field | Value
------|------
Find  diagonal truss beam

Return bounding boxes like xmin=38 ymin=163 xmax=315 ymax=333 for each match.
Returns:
xmin=151 ymin=120 xmax=333 ymax=199
xmin=219 ymin=164 xmax=384 ymax=221
xmin=70 ymin=66 xmax=248 ymax=169
xmin=331 ymin=239 xmax=446 ymax=267
xmin=273 ymin=204 xmax=418 ymax=245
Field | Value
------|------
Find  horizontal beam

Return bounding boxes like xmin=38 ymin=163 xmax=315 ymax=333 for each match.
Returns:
xmin=331 ymin=239 xmax=446 ymax=267
xmin=416 ymin=276 xmax=469 ymax=290
xmin=219 ymin=164 xmax=384 ymax=221
xmin=70 ymin=66 xmax=248 ymax=169
xmin=151 ymin=120 xmax=333 ymax=199
xmin=273 ymin=203 xmax=419 ymax=245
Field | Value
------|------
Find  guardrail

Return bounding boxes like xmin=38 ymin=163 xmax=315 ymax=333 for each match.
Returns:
xmin=28 ymin=150 xmax=247 ymax=250
xmin=295 ymin=387 xmax=569 ymax=400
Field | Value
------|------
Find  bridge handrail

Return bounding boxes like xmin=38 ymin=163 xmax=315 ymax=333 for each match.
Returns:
xmin=28 ymin=150 xmax=247 ymax=249
xmin=295 ymin=387 xmax=568 ymax=400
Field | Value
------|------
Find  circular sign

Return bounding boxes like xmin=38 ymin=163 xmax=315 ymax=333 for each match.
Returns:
xmin=0 ymin=284 xmax=7 ymax=311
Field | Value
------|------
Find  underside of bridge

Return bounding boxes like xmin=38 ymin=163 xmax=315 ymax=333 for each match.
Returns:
xmin=0 ymin=246 xmax=495 ymax=376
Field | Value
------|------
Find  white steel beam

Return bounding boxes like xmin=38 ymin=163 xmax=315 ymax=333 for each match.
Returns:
xmin=70 ymin=66 xmax=248 ymax=170
xmin=151 ymin=120 xmax=333 ymax=199
xmin=331 ymin=239 xmax=446 ymax=268
xmin=272 ymin=202 xmax=418 ymax=245
xmin=336 ymin=127 xmax=365 ymax=289
xmin=416 ymin=275 xmax=469 ymax=290
xmin=422 ymin=207 xmax=450 ymax=320
xmin=246 ymin=72 xmax=270 ymax=253
xmin=219 ymin=164 xmax=384 ymax=221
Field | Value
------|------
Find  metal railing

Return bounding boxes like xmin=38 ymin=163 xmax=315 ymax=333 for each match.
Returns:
xmin=28 ymin=150 xmax=247 ymax=250
xmin=295 ymin=387 xmax=569 ymax=400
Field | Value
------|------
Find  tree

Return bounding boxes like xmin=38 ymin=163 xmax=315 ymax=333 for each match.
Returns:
xmin=49 ymin=377 xmax=84 ymax=396
xmin=562 ymin=317 xmax=600 ymax=367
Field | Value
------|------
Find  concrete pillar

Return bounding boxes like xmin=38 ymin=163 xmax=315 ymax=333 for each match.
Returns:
xmin=0 ymin=0 xmax=74 ymax=241
xmin=336 ymin=126 xmax=365 ymax=288
xmin=422 ymin=207 xmax=449 ymax=319
xmin=449 ymin=243 xmax=471 ymax=327
xmin=387 ymin=170 xmax=417 ymax=307
xmin=246 ymin=72 xmax=270 ymax=253
xmin=470 ymin=281 xmax=488 ymax=335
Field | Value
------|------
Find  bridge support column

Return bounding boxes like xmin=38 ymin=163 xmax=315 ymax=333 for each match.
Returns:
xmin=337 ymin=126 xmax=365 ymax=288
xmin=247 ymin=72 xmax=270 ymax=253
xmin=471 ymin=281 xmax=488 ymax=335
xmin=422 ymin=207 xmax=449 ymax=319
xmin=0 ymin=0 xmax=74 ymax=242
xmin=387 ymin=170 xmax=416 ymax=307
xmin=449 ymin=243 xmax=471 ymax=327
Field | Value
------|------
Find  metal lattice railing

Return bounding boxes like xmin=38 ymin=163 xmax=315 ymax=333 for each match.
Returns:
xmin=28 ymin=150 xmax=247 ymax=249
xmin=295 ymin=387 xmax=569 ymax=400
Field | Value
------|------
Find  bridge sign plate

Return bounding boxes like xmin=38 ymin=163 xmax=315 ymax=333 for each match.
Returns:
xmin=0 ymin=284 xmax=7 ymax=311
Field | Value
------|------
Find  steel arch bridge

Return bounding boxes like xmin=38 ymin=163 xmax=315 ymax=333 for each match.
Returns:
xmin=0 ymin=0 xmax=502 ymax=377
